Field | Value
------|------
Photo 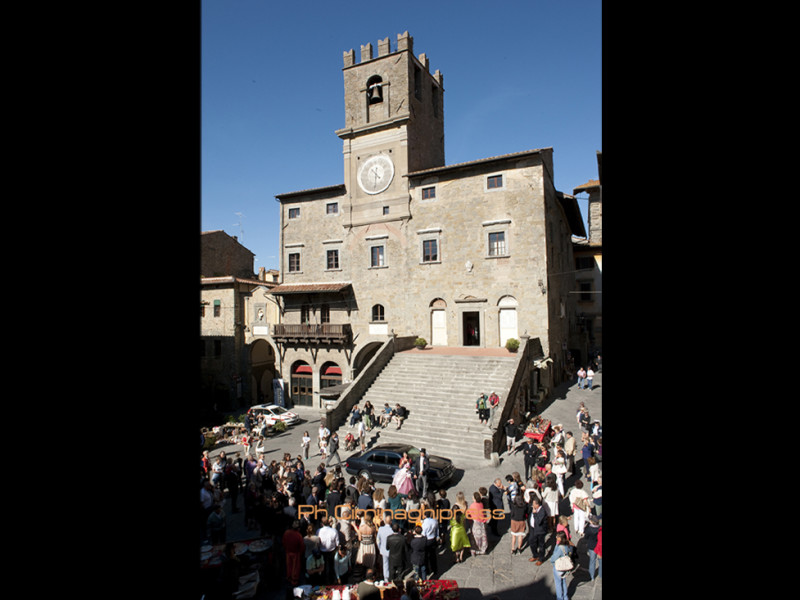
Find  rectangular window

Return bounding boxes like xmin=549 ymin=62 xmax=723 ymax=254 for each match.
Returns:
xmin=288 ymin=207 xmax=300 ymax=219
xmin=301 ymin=305 xmax=311 ymax=324
xmin=488 ymin=232 xmax=507 ymax=256
xmin=383 ymin=206 xmax=390 ymax=215
xmin=421 ymin=186 xmax=436 ymax=200
xmin=579 ymin=282 xmax=592 ymax=301
xmin=213 ymin=299 xmax=221 ymax=317
xmin=371 ymin=245 xmax=385 ymax=268
xmin=487 ymin=174 xmax=503 ymax=189
xmin=288 ymin=252 xmax=301 ymax=272
xmin=422 ymin=239 xmax=438 ymax=263
xmin=326 ymin=249 xmax=339 ymax=270
xmin=326 ymin=202 xmax=338 ymax=215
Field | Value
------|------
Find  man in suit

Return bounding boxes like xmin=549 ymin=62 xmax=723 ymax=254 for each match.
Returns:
xmin=385 ymin=522 xmax=408 ymax=580
xmin=527 ymin=496 xmax=550 ymax=565
xmin=312 ymin=465 xmax=328 ymax=498
xmin=522 ymin=438 xmax=537 ymax=482
xmin=327 ymin=432 xmax=342 ymax=466
xmin=414 ymin=448 xmax=429 ymax=499
xmin=409 ymin=525 xmax=428 ymax=581
xmin=488 ymin=478 xmax=506 ymax=536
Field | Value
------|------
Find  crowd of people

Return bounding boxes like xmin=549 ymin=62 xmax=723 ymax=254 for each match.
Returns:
xmin=199 ymin=394 xmax=602 ymax=600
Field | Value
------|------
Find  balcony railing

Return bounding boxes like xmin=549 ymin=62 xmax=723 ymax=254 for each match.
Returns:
xmin=272 ymin=323 xmax=352 ymax=344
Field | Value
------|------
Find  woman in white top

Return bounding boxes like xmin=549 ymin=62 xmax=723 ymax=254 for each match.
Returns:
xmin=540 ymin=474 xmax=561 ymax=533
xmin=551 ymin=449 xmax=568 ymax=497
xmin=568 ymin=479 xmax=591 ymax=535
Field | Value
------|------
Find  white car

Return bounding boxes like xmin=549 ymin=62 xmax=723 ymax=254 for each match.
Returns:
xmin=247 ymin=404 xmax=300 ymax=426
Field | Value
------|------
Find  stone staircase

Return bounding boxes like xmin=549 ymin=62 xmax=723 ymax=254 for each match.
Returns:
xmin=352 ymin=351 xmax=519 ymax=464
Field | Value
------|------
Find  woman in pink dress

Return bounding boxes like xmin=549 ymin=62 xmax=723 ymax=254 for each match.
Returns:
xmin=392 ymin=463 xmax=415 ymax=496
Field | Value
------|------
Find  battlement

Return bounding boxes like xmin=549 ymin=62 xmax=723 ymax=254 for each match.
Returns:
xmin=342 ymin=32 xmax=443 ymax=85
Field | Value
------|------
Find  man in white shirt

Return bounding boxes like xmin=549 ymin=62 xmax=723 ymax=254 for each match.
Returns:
xmin=317 ymin=516 xmax=339 ymax=581
xmin=420 ymin=501 xmax=439 ymax=579
xmin=376 ymin=513 xmax=393 ymax=580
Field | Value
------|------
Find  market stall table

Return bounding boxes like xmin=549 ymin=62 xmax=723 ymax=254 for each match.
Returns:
xmin=200 ymin=536 xmax=274 ymax=569
xmin=523 ymin=418 xmax=552 ymax=443
xmin=200 ymin=537 xmax=275 ymax=599
xmin=295 ymin=580 xmax=458 ymax=600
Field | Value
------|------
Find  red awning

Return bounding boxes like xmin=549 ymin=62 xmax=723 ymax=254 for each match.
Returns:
xmin=293 ymin=365 xmax=312 ymax=374
xmin=270 ymin=282 xmax=352 ymax=295
xmin=323 ymin=366 xmax=342 ymax=376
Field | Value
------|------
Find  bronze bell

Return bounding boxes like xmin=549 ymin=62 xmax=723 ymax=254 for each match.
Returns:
xmin=368 ymin=84 xmax=382 ymax=104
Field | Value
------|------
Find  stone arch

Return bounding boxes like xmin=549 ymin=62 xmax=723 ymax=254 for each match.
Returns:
xmin=352 ymin=342 xmax=383 ymax=379
xmin=497 ymin=295 xmax=519 ymax=347
xmin=320 ymin=361 xmax=343 ymax=390
xmin=429 ymin=298 xmax=447 ymax=346
xmin=249 ymin=339 xmax=277 ymax=405
xmin=290 ymin=360 xmax=313 ymax=407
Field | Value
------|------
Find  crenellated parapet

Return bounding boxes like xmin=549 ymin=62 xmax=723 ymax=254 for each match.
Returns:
xmin=343 ymin=31 xmax=424 ymax=67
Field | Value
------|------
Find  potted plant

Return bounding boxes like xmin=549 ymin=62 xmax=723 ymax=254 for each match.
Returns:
xmin=414 ymin=337 xmax=428 ymax=350
xmin=505 ymin=338 xmax=520 ymax=352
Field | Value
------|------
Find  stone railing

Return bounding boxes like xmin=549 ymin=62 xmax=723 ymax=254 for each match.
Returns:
xmin=319 ymin=334 xmax=417 ymax=430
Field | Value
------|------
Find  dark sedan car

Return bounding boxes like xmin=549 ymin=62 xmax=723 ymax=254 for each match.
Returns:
xmin=343 ymin=444 xmax=456 ymax=488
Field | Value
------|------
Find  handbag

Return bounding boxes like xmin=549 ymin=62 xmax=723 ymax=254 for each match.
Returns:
xmin=554 ymin=546 xmax=574 ymax=571
xmin=574 ymin=496 xmax=589 ymax=512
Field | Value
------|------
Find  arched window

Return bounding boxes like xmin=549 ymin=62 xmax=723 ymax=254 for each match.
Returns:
xmin=430 ymin=298 xmax=447 ymax=346
xmin=367 ymin=75 xmax=383 ymax=104
xmin=498 ymin=295 xmax=519 ymax=347
xmin=371 ymin=304 xmax=385 ymax=322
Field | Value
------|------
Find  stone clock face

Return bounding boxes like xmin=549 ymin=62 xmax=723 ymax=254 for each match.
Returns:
xmin=357 ymin=154 xmax=394 ymax=195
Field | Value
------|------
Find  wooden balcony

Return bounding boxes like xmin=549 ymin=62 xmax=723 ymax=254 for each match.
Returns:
xmin=272 ymin=323 xmax=352 ymax=345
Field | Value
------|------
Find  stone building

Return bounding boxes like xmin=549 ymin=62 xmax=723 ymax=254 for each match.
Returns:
xmin=571 ymin=151 xmax=603 ymax=361
xmin=200 ymin=231 xmax=280 ymax=413
xmin=267 ymin=32 xmax=586 ymax=409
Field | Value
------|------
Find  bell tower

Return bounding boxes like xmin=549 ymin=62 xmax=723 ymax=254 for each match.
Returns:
xmin=335 ymin=32 xmax=444 ymax=227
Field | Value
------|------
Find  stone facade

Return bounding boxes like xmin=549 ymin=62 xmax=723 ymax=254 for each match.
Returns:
xmin=571 ymin=152 xmax=602 ymax=359
xmin=266 ymin=33 xmax=584 ymax=408
xmin=201 ymin=230 xmax=256 ymax=279
xmin=200 ymin=231 xmax=280 ymax=411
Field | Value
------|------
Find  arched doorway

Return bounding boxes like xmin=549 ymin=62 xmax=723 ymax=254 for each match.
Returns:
xmin=498 ymin=295 xmax=519 ymax=347
xmin=430 ymin=298 xmax=447 ymax=346
xmin=250 ymin=339 xmax=277 ymax=405
xmin=290 ymin=361 xmax=313 ymax=406
xmin=320 ymin=362 xmax=343 ymax=390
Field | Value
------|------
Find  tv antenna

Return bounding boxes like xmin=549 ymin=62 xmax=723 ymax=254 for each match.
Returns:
xmin=234 ymin=212 xmax=245 ymax=242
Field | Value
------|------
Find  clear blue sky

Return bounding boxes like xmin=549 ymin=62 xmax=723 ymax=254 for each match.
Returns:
xmin=201 ymin=0 xmax=601 ymax=273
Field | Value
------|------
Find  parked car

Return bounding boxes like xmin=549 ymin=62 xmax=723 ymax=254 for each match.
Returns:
xmin=247 ymin=404 xmax=300 ymax=427
xmin=343 ymin=444 xmax=456 ymax=488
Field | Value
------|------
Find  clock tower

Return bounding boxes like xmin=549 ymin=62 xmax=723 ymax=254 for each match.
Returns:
xmin=335 ymin=32 xmax=444 ymax=227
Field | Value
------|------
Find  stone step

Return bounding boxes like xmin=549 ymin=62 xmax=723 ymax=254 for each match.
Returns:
xmin=350 ymin=351 xmax=521 ymax=464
